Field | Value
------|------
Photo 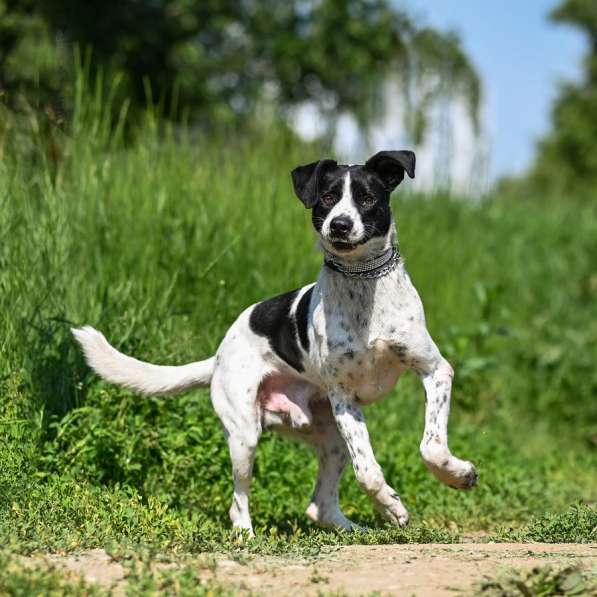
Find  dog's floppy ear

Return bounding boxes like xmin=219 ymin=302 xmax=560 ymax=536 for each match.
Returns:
xmin=364 ymin=150 xmax=415 ymax=191
xmin=291 ymin=159 xmax=338 ymax=208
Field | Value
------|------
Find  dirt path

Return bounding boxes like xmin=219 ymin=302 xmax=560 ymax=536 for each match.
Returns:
xmin=34 ymin=543 xmax=597 ymax=595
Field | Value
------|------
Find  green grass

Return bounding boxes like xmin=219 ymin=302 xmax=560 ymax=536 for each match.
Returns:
xmin=0 ymin=551 xmax=105 ymax=596
xmin=473 ymin=564 xmax=597 ymax=597
xmin=0 ymin=550 xmax=236 ymax=596
xmin=0 ymin=75 xmax=596 ymax=571
xmin=492 ymin=505 xmax=597 ymax=544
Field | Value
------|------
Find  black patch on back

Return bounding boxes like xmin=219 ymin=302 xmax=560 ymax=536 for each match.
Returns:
xmin=249 ymin=289 xmax=305 ymax=372
xmin=295 ymin=286 xmax=313 ymax=352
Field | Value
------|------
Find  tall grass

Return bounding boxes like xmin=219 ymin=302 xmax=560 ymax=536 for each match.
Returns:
xmin=0 ymin=75 xmax=595 ymax=553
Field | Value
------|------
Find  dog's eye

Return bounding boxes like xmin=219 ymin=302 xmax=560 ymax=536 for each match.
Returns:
xmin=320 ymin=194 xmax=336 ymax=207
xmin=358 ymin=193 xmax=376 ymax=207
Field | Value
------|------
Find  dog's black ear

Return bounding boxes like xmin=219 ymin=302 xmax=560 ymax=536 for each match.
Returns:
xmin=291 ymin=159 xmax=338 ymax=208
xmin=364 ymin=150 xmax=415 ymax=191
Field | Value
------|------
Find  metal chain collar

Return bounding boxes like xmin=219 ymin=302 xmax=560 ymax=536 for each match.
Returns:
xmin=324 ymin=246 xmax=400 ymax=279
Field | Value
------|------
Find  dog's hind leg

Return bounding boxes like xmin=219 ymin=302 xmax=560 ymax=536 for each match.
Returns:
xmin=305 ymin=402 xmax=361 ymax=531
xmin=227 ymin=430 xmax=258 ymax=535
xmin=210 ymin=368 xmax=261 ymax=536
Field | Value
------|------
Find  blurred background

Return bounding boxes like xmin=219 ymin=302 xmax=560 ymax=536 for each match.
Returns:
xmin=2 ymin=0 xmax=596 ymax=196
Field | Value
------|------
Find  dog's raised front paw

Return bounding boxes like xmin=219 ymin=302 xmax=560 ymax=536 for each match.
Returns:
xmin=450 ymin=461 xmax=478 ymax=490
xmin=425 ymin=456 xmax=478 ymax=490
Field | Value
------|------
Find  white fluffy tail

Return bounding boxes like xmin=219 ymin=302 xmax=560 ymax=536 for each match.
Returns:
xmin=72 ymin=326 xmax=214 ymax=396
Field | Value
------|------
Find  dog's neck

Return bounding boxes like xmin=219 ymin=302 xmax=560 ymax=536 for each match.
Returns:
xmin=316 ymin=225 xmax=403 ymax=338
xmin=323 ymin=245 xmax=398 ymax=279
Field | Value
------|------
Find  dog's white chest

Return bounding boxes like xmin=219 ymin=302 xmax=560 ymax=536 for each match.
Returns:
xmin=350 ymin=339 xmax=406 ymax=402
xmin=309 ymin=265 xmax=426 ymax=402
xmin=313 ymin=320 xmax=409 ymax=403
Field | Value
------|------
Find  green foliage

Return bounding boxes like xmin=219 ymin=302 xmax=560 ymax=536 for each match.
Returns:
xmin=0 ymin=1 xmax=69 ymax=108
xmin=511 ymin=0 xmax=597 ymax=197
xmin=551 ymin=0 xmax=597 ymax=36
xmin=0 ymin=76 xmax=595 ymax=559
xmin=0 ymin=551 xmax=105 ymax=596
xmin=493 ymin=505 xmax=597 ymax=544
xmin=474 ymin=564 xmax=597 ymax=597
xmin=123 ymin=559 xmax=236 ymax=597
xmin=0 ymin=550 xmax=236 ymax=596
xmin=0 ymin=1 xmax=479 ymax=139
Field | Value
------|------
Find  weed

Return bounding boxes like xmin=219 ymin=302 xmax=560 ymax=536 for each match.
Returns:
xmin=474 ymin=564 xmax=597 ymax=596
xmin=0 ymin=551 xmax=105 ymax=596
xmin=492 ymin=505 xmax=597 ymax=543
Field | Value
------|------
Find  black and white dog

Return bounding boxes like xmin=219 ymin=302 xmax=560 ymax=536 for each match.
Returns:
xmin=73 ymin=150 xmax=477 ymax=534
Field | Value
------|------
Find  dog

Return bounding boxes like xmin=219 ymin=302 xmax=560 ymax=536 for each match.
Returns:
xmin=72 ymin=150 xmax=477 ymax=535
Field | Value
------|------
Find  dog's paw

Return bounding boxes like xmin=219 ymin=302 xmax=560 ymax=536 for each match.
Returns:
xmin=375 ymin=492 xmax=410 ymax=527
xmin=380 ymin=507 xmax=410 ymax=527
xmin=306 ymin=502 xmax=365 ymax=532
xmin=457 ymin=462 xmax=478 ymax=490
xmin=425 ymin=456 xmax=478 ymax=490
xmin=446 ymin=461 xmax=478 ymax=490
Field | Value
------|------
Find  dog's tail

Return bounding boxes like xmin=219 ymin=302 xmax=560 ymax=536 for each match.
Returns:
xmin=71 ymin=326 xmax=215 ymax=396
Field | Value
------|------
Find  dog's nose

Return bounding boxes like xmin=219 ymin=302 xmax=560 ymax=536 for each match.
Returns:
xmin=329 ymin=216 xmax=353 ymax=237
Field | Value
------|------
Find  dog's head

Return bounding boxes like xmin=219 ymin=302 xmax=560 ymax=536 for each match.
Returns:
xmin=291 ymin=151 xmax=415 ymax=259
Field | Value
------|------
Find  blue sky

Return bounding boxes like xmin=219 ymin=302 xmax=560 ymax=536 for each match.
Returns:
xmin=397 ymin=0 xmax=586 ymax=180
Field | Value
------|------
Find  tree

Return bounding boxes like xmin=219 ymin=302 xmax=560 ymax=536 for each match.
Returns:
xmin=0 ymin=0 xmax=480 ymax=143
xmin=526 ymin=0 xmax=597 ymax=197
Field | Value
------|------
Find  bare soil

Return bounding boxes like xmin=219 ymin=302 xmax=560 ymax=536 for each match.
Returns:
xmin=30 ymin=542 xmax=597 ymax=595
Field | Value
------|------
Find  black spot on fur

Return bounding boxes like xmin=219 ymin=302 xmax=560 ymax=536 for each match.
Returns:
xmin=250 ymin=289 xmax=305 ymax=372
xmin=296 ymin=286 xmax=313 ymax=352
xmin=390 ymin=344 xmax=407 ymax=359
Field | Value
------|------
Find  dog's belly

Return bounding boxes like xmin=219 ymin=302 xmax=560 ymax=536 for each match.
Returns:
xmin=258 ymin=374 xmax=321 ymax=429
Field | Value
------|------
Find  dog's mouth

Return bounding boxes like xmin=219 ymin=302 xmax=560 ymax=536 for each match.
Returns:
xmin=330 ymin=240 xmax=358 ymax=252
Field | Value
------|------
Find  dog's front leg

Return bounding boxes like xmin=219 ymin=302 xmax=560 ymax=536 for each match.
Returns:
xmin=329 ymin=391 xmax=409 ymax=526
xmin=418 ymin=355 xmax=478 ymax=490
